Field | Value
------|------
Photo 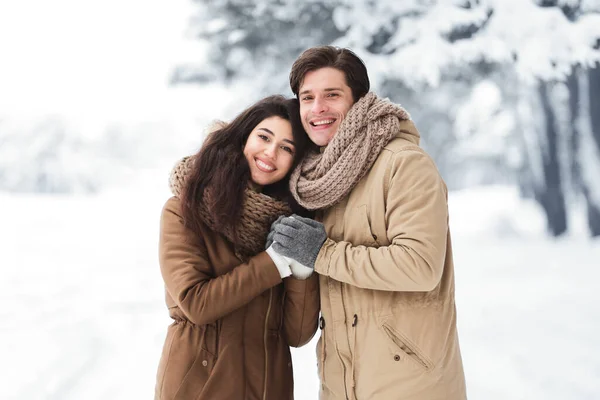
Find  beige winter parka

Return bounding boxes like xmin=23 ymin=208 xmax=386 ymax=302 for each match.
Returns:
xmin=314 ymin=120 xmax=466 ymax=400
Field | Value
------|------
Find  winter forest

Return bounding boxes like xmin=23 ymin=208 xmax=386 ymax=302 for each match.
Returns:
xmin=3 ymin=0 xmax=600 ymax=236
xmin=1 ymin=0 xmax=600 ymax=399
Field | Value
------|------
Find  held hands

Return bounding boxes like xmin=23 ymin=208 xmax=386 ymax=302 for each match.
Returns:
xmin=265 ymin=215 xmax=284 ymax=250
xmin=282 ymin=255 xmax=314 ymax=280
xmin=271 ymin=215 xmax=327 ymax=271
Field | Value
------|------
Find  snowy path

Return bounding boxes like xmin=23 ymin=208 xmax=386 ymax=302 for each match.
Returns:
xmin=1 ymin=191 xmax=599 ymax=399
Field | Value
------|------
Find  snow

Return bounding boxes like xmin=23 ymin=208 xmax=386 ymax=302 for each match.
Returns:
xmin=332 ymin=0 xmax=600 ymax=87
xmin=1 ymin=2 xmax=600 ymax=397
xmin=0 ymin=0 xmax=203 ymax=123
xmin=1 ymin=182 xmax=599 ymax=399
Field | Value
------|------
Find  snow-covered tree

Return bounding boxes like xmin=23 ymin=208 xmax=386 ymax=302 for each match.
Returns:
xmin=0 ymin=117 xmax=186 ymax=194
xmin=0 ymin=117 xmax=99 ymax=193
xmin=173 ymin=0 xmax=343 ymax=93
xmin=182 ymin=0 xmax=599 ymax=86
xmin=179 ymin=0 xmax=600 ymax=236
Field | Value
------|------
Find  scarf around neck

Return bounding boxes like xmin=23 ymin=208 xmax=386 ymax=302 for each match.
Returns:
xmin=289 ymin=92 xmax=411 ymax=210
xmin=169 ymin=156 xmax=292 ymax=260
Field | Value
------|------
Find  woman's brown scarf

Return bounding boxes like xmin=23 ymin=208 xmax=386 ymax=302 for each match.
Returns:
xmin=289 ymin=92 xmax=411 ymax=210
xmin=169 ymin=156 xmax=292 ymax=260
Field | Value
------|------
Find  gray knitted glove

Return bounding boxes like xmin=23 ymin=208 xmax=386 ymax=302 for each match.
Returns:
xmin=271 ymin=215 xmax=327 ymax=269
xmin=265 ymin=215 xmax=285 ymax=249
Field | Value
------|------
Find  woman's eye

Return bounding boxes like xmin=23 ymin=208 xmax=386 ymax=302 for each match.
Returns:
xmin=281 ymin=146 xmax=294 ymax=154
xmin=258 ymin=134 xmax=269 ymax=141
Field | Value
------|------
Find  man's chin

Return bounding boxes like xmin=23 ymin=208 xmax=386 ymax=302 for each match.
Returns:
xmin=308 ymin=130 xmax=335 ymax=147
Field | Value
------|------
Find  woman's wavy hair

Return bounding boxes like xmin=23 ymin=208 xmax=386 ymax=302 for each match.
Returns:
xmin=181 ymin=95 xmax=310 ymax=237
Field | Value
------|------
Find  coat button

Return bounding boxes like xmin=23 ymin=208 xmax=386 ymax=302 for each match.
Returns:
xmin=393 ymin=355 xmax=400 ymax=361
xmin=372 ymin=234 xmax=377 ymax=240
xmin=202 ymin=360 xmax=208 ymax=367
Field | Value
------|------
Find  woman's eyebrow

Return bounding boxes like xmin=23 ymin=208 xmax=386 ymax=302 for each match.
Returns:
xmin=258 ymin=127 xmax=295 ymax=146
xmin=258 ymin=127 xmax=274 ymax=135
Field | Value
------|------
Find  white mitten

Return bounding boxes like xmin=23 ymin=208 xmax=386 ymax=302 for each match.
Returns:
xmin=283 ymin=256 xmax=313 ymax=280
xmin=265 ymin=244 xmax=292 ymax=279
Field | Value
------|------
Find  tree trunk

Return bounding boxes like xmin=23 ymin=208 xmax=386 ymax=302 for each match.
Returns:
xmin=537 ymin=80 xmax=568 ymax=236
xmin=567 ymin=69 xmax=581 ymax=189
xmin=586 ymin=63 xmax=600 ymax=236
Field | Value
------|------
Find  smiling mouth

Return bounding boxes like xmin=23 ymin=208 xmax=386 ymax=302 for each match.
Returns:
xmin=310 ymin=119 xmax=335 ymax=127
xmin=255 ymin=158 xmax=275 ymax=172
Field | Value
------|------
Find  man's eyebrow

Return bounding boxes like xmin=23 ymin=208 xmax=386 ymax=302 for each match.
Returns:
xmin=258 ymin=127 xmax=296 ymax=146
xmin=299 ymin=87 xmax=343 ymax=95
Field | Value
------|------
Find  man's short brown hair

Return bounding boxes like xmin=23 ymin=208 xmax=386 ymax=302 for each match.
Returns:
xmin=289 ymin=46 xmax=370 ymax=103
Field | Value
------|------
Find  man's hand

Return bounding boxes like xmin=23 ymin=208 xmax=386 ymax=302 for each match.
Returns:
xmin=265 ymin=215 xmax=285 ymax=249
xmin=271 ymin=215 xmax=327 ymax=269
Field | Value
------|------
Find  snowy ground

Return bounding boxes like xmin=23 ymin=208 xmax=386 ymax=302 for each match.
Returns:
xmin=1 ymin=182 xmax=599 ymax=400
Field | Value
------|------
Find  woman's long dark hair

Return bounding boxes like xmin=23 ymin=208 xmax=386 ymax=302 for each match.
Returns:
xmin=181 ymin=95 xmax=311 ymax=238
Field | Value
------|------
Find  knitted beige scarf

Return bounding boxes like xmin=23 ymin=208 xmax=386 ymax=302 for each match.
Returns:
xmin=169 ymin=156 xmax=292 ymax=260
xmin=289 ymin=92 xmax=411 ymax=210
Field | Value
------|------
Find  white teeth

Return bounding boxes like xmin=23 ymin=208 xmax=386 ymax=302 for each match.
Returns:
xmin=313 ymin=119 xmax=334 ymax=126
xmin=256 ymin=159 xmax=274 ymax=171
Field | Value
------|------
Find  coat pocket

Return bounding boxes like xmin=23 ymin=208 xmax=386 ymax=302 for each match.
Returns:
xmin=203 ymin=322 xmax=219 ymax=357
xmin=380 ymin=321 xmax=434 ymax=372
xmin=158 ymin=322 xmax=217 ymax=400
xmin=173 ymin=347 xmax=215 ymax=399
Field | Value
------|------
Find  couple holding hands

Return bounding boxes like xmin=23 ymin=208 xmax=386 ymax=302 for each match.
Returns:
xmin=155 ymin=46 xmax=466 ymax=400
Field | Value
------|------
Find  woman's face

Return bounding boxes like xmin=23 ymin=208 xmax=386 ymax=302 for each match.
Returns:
xmin=243 ymin=116 xmax=296 ymax=188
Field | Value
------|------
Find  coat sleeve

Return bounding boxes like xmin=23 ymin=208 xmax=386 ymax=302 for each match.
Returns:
xmin=159 ymin=197 xmax=282 ymax=325
xmin=314 ymin=150 xmax=449 ymax=292
xmin=281 ymin=274 xmax=320 ymax=347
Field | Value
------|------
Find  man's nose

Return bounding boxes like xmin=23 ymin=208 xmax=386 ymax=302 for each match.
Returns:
xmin=312 ymin=97 xmax=328 ymax=114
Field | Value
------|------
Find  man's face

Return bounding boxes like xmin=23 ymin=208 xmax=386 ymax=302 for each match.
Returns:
xmin=298 ymin=67 xmax=355 ymax=147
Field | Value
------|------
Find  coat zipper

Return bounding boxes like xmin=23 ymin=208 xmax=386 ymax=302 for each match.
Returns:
xmin=350 ymin=314 xmax=358 ymax=400
xmin=318 ymin=316 xmax=326 ymax=388
xmin=338 ymin=282 xmax=350 ymax=400
xmin=262 ymin=288 xmax=273 ymax=400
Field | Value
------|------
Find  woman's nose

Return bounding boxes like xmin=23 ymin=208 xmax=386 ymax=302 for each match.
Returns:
xmin=263 ymin=144 xmax=276 ymax=158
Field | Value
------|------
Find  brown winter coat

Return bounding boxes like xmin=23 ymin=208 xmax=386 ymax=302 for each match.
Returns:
xmin=314 ymin=120 xmax=466 ymax=399
xmin=155 ymin=197 xmax=320 ymax=400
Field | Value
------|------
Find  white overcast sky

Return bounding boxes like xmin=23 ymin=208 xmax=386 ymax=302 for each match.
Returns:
xmin=0 ymin=0 xmax=212 ymax=124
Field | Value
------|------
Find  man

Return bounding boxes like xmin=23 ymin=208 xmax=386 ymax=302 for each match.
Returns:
xmin=268 ymin=46 xmax=467 ymax=399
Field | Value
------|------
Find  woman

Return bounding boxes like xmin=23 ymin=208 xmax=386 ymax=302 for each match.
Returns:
xmin=155 ymin=95 xmax=320 ymax=400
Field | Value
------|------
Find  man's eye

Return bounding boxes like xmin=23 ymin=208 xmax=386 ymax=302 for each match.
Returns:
xmin=327 ymin=93 xmax=339 ymax=97
xmin=301 ymin=96 xmax=313 ymax=101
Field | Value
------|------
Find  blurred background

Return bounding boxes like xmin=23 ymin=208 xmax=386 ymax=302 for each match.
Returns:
xmin=1 ymin=0 xmax=599 ymax=399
